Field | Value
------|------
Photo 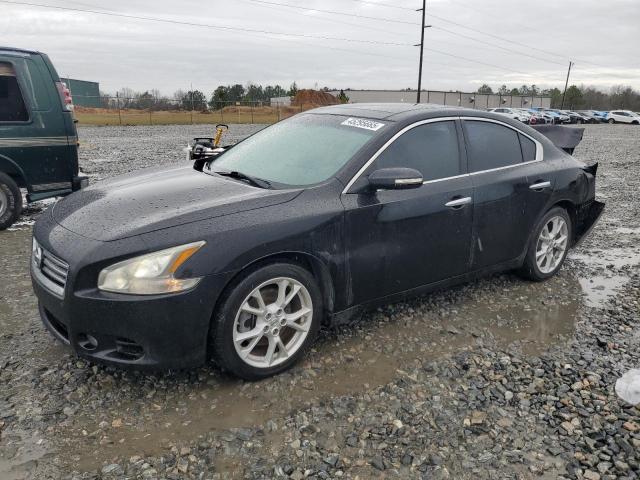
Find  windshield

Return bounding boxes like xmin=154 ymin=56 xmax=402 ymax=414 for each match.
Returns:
xmin=207 ymin=114 xmax=382 ymax=187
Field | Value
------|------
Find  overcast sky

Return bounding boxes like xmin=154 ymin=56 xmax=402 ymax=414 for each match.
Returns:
xmin=2 ymin=0 xmax=640 ymax=96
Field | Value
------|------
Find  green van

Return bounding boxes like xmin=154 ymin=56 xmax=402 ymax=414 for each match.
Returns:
xmin=0 ymin=46 xmax=87 ymax=230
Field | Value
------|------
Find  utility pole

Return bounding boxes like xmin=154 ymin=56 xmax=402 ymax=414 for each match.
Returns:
xmin=415 ymin=0 xmax=431 ymax=103
xmin=561 ymin=61 xmax=573 ymax=109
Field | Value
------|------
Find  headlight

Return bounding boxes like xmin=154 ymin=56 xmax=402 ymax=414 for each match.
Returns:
xmin=98 ymin=241 xmax=205 ymax=295
xmin=32 ymin=238 xmax=42 ymax=267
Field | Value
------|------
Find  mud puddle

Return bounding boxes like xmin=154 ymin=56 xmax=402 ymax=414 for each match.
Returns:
xmin=54 ymin=273 xmax=580 ymax=471
xmin=570 ymin=246 xmax=640 ymax=308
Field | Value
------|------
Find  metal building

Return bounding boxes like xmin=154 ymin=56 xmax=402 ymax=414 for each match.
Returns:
xmin=329 ymin=90 xmax=551 ymax=109
xmin=60 ymin=78 xmax=100 ymax=108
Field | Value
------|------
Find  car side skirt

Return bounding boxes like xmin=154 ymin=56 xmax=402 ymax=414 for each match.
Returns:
xmin=329 ymin=256 xmax=524 ymax=326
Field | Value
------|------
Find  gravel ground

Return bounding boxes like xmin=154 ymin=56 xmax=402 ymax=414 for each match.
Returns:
xmin=0 ymin=124 xmax=638 ymax=480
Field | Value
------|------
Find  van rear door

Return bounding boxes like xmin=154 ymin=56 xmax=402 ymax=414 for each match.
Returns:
xmin=0 ymin=51 xmax=77 ymax=199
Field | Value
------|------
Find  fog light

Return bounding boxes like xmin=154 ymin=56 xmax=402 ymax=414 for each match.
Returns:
xmin=77 ymin=333 xmax=98 ymax=351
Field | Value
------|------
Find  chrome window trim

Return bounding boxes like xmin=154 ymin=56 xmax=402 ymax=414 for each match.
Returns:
xmin=460 ymin=116 xmax=544 ymax=163
xmin=342 ymin=116 xmax=543 ymax=194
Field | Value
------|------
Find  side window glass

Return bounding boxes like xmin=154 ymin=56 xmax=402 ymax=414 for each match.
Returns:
xmin=374 ymin=121 xmax=461 ymax=181
xmin=0 ymin=63 xmax=29 ymax=122
xmin=464 ymin=120 xmax=523 ymax=172
xmin=519 ymin=134 xmax=537 ymax=162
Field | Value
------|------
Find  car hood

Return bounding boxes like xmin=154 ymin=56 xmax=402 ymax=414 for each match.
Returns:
xmin=52 ymin=165 xmax=300 ymax=241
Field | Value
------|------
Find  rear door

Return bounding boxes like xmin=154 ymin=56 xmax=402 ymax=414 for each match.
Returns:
xmin=0 ymin=53 xmax=73 ymax=195
xmin=462 ymin=118 xmax=543 ymax=269
xmin=342 ymin=119 xmax=473 ymax=304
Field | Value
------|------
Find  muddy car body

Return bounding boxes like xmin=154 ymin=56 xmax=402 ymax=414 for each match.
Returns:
xmin=31 ymin=104 xmax=604 ymax=379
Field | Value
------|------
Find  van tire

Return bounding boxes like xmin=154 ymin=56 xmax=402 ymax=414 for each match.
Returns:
xmin=0 ymin=172 xmax=23 ymax=230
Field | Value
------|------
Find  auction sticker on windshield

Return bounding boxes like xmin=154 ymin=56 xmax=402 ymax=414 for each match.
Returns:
xmin=341 ymin=117 xmax=386 ymax=131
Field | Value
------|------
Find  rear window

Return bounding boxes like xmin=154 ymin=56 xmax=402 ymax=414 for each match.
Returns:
xmin=0 ymin=63 xmax=29 ymax=122
xmin=519 ymin=134 xmax=537 ymax=161
xmin=464 ymin=120 xmax=523 ymax=172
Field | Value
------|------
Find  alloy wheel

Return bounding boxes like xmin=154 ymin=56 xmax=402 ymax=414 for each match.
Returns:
xmin=535 ymin=216 xmax=569 ymax=274
xmin=232 ymin=277 xmax=313 ymax=368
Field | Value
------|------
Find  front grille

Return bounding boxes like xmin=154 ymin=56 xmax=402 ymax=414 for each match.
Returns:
xmin=39 ymin=249 xmax=69 ymax=292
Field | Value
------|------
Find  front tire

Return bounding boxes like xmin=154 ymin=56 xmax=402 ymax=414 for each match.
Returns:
xmin=519 ymin=207 xmax=572 ymax=282
xmin=210 ymin=262 xmax=322 ymax=380
xmin=0 ymin=172 xmax=23 ymax=230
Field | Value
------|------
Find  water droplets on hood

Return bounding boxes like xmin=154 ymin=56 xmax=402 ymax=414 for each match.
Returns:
xmin=615 ymin=369 xmax=640 ymax=405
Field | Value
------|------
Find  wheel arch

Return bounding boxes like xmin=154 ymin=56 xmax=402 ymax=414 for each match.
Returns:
xmin=0 ymin=154 xmax=28 ymax=190
xmin=213 ymin=250 xmax=336 ymax=325
xmin=541 ymin=199 xmax=578 ymax=247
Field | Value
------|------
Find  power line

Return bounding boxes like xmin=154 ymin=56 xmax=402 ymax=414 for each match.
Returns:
xmin=422 ymin=46 xmax=534 ymax=77
xmin=432 ymin=26 xmax=567 ymax=67
xmin=244 ymin=0 xmax=419 ymax=25
xmin=3 ymin=0 xmax=550 ymax=80
xmin=427 ymin=12 xmax=572 ymax=62
xmin=330 ymin=0 xmax=419 ymax=11
xmin=237 ymin=0 xmax=409 ymax=38
xmin=0 ymin=0 xmax=414 ymax=46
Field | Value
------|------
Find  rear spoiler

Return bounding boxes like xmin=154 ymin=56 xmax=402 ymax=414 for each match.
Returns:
xmin=531 ymin=125 xmax=584 ymax=154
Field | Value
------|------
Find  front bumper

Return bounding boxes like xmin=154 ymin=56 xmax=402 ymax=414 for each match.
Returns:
xmin=30 ymin=219 xmax=235 ymax=370
xmin=33 ymin=268 xmax=233 ymax=370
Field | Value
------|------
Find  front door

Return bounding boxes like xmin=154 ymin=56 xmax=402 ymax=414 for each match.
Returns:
xmin=341 ymin=119 xmax=473 ymax=305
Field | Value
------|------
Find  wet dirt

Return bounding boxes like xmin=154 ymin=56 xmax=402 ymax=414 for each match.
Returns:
xmin=49 ymin=272 xmax=580 ymax=471
xmin=570 ymin=246 xmax=640 ymax=307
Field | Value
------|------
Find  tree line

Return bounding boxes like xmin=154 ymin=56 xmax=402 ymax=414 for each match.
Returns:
xmin=99 ymin=83 xmax=303 ymax=110
xmin=96 ymin=82 xmax=640 ymax=112
xmin=476 ymin=84 xmax=640 ymax=110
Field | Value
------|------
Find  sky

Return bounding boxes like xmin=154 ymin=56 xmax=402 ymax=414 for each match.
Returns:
xmin=2 ymin=0 xmax=640 ymax=96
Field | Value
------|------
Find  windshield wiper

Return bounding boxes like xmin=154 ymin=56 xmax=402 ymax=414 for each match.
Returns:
xmin=214 ymin=170 xmax=272 ymax=189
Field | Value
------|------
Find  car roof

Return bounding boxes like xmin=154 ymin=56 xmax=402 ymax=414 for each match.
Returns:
xmin=309 ymin=102 xmax=484 ymax=121
xmin=0 ymin=46 xmax=41 ymax=56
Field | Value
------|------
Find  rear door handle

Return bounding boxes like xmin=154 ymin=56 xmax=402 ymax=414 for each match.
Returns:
xmin=445 ymin=196 xmax=472 ymax=208
xmin=529 ymin=181 xmax=551 ymax=191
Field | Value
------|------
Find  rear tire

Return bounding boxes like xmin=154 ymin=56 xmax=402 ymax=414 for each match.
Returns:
xmin=210 ymin=262 xmax=322 ymax=380
xmin=608 ymin=118 xmax=615 ymax=124
xmin=0 ymin=172 xmax=22 ymax=230
xmin=519 ymin=207 xmax=572 ymax=282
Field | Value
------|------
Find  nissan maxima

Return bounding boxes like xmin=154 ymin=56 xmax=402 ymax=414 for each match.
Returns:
xmin=31 ymin=104 xmax=604 ymax=379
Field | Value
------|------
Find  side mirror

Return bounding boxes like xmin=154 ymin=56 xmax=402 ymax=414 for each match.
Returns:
xmin=367 ymin=167 xmax=423 ymax=190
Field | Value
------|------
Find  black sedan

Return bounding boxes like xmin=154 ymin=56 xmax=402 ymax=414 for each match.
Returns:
xmin=31 ymin=104 xmax=604 ymax=379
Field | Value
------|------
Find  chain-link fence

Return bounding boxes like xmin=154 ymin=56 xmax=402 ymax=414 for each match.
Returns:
xmin=70 ymin=94 xmax=315 ymax=126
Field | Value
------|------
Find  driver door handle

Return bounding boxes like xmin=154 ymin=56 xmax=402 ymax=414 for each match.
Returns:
xmin=445 ymin=196 xmax=472 ymax=208
xmin=529 ymin=181 xmax=551 ymax=191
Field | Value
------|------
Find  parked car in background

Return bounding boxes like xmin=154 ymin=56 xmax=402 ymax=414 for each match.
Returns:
xmin=526 ymin=109 xmax=551 ymax=125
xmin=488 ymin=107 xmax=529 ymax=123
xmin=607 ymin=110 xmax=640 ymax=124
xmin=31 ymin=104 xmax=604 ymax=378
xmin=530 ymin=108 xmax=561 ymax=124
xmin=543 ymin=109 xmax=571 ymax=124
xmin=576 ymin=111 xmax=605 ymax=124
xmin=560 ymin=110 xmax=590 ymax=124
xmin=0 ymin=46 xmax=87 ymax=230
